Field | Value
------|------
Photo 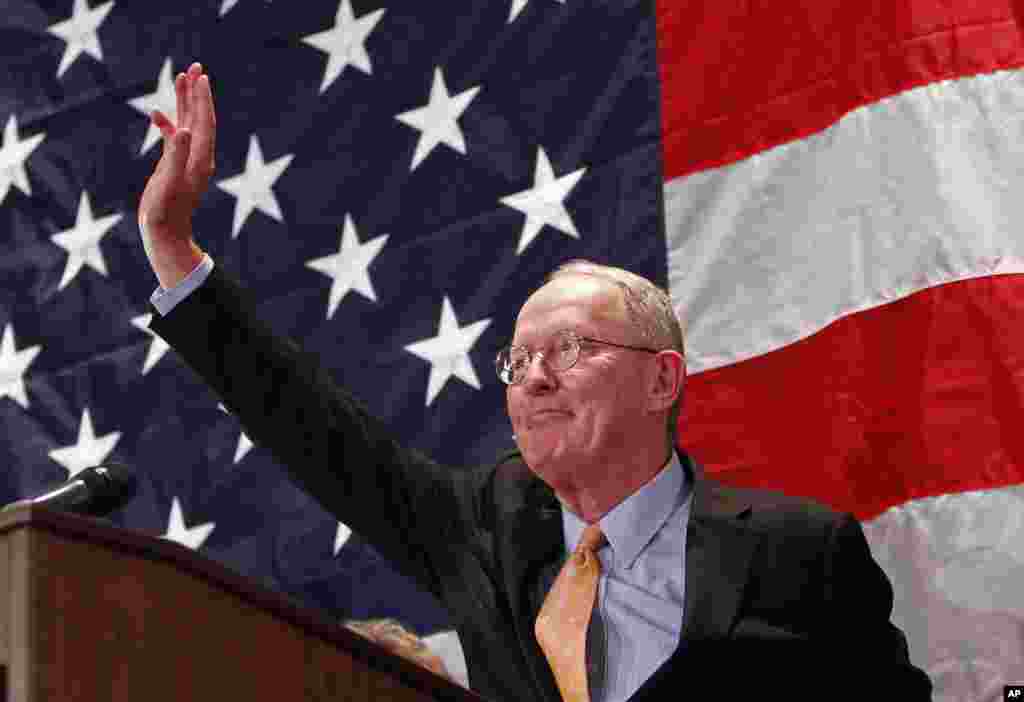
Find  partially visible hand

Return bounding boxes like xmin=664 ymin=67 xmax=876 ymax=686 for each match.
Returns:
xmin=138 ymin=62 xmax=216 ymax=288
xmin=344 ymin=619 xmax=452 ymax=681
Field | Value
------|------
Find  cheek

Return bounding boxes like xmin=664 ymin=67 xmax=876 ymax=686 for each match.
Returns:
xmin=508 ymin=395 xmax=541 ymax=443
xmin=574 ymin=406 xmax=611 ymax=447
xmin=506 ymin=393 xmax=524 ymax=430
xmin=574 ymin=380 xmax=641 ymax=442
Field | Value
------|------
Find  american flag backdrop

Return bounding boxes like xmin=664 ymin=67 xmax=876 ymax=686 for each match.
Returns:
xmin=0 ymin=0 xmax=665 ymax=688
xmin=1 ymin=1 xmax=1024 ymax=700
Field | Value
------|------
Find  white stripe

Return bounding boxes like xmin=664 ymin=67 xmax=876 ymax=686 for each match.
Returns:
xmin=863 ymin=484 xmax=1024 ymax=698
xmin=665 ymin=68 xmax=1024 ymax=374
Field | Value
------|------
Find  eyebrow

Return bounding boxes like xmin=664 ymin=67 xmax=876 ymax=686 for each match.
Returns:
xmin=502 ymin=331 xmax=553 ymax=347
xmin=501 ymin=331 xmax=576 ymax=350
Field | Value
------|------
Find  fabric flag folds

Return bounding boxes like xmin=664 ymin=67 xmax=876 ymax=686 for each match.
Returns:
xmin=0 ymin=0 xmax=663 ymax=689
xmin=661 ymin=1 xmax=1024 ymax=698
xmin=1 ymin=0 xmax=1021 ymax=699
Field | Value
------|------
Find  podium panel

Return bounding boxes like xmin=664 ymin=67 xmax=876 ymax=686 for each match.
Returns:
xmin=0 ymin=506 xmax=481 ymax=702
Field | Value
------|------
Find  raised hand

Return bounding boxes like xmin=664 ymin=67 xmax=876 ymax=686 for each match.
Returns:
xmin=138 ymin=62 xmax=217 ymax=288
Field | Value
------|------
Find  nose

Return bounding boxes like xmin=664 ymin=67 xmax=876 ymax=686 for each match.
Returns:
xmin=519 ymin=350 xmax=558 ymax=393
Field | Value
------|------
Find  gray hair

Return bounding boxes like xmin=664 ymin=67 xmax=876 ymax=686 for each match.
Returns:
xmin=544 ymin=259 xmax=686 ymax=443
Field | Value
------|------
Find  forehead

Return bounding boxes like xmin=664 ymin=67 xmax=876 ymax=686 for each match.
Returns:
xmin=513 ymin=275 xmax=628 ymax=342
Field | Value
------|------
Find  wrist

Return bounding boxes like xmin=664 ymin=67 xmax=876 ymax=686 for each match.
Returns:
xmin=146 ymin=233 xmax=205 ymax=290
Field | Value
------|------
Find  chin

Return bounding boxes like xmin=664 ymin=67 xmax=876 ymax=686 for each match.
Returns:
xmin=519 ymin=438 xmax=580 ymax=485
xmin=518 ymin=439 xmax=549 ymax=469
xmin=517 ymin=436 xmax=554 ymax=469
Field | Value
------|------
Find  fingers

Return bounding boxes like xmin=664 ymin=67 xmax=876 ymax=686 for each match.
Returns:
xmin=140 ymin=127 xmax=192 ymax=229
xmin=151 ymin=109 xmax=176 ymax=139
xmin=142 ymin=61 xmax=208 ymax=231
xmin=189 ymin=73 xmax=217 ymax=184
xmin=179 ymin=63 xmax=203 ymax=130
xmin=175 ymin=71 xmax=188 ymax=130
xmin=196 ymin=72 xmax=216 ymax=133
xmin=149 ymin=110 xmax=177 ymax=182
xmin=168 ymin=128 xmax=192 ymax=178
xmin=160 ymin=61 xmax=204 ymax=136
xmin=149 ymin=111 xmax=175 ymax=183
xmin=149 ymin=127 xmax=191 ymax=198
xmin=157 ymin=62 xmax=212 ymax=187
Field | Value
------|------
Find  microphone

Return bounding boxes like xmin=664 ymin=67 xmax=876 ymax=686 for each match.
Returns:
xmin=1 ymin=463 xmax=138 ymax=517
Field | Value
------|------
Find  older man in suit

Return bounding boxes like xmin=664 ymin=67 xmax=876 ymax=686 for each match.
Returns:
xmin=138 ymin=63 xmax=932 ymax=701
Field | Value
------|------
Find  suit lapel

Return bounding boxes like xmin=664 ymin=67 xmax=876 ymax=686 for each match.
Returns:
xmin=499 ymin=469 xmax=564 ymax=702
xmin=629 ymin=490 xmax=759 ymax=702
xmin=681 ymin=456 xmax=757 ymax=640
xmin=496 ymin=452 xmax=759 ymax=700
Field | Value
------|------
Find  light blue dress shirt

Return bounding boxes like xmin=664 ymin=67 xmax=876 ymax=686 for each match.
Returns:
xmin=562 ymin=453 xmax=693 ymax=702
xmin=149 ymin=253 xmax=214 ymax=317
xmin=152 ymin=256 xmax=694 ymax=701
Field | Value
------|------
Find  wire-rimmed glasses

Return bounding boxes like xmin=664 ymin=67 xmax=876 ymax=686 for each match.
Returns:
xmin=495 ymin=329 xmax=660 ymax=385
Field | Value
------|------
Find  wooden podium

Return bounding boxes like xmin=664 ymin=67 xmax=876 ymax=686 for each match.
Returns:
xmin=0 ymin=506 xmax=484 ymax=702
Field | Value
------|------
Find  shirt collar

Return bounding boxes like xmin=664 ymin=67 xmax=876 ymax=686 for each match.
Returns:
xmin=563 ymin=451 xmax=690 ymax=570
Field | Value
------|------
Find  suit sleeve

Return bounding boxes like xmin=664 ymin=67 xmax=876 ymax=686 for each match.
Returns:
xmin=821 ymin=513 xmax=933 ymax=699
xmin=147 ymin=264 xmax=487 ymax=601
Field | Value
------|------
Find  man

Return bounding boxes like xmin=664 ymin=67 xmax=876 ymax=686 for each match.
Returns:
xmin=139 ymin=63 xmax=932 ymax=700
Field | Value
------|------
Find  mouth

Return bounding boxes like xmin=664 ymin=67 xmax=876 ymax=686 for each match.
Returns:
xmin=529 ymin=409 xmax=572 ymax=424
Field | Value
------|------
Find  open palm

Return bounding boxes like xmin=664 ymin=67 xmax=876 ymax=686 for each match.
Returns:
xmin=138 ymin=62 xmax=217 ymax=248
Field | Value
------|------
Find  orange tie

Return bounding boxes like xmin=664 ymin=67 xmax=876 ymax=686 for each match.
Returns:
xmin=535 ymin=524 xmax=607 ymax=702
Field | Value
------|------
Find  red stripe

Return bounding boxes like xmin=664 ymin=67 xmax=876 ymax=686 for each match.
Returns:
xmin=678 ymin=274 xmax=1024 ymax=521
xmin=656 ymin=0 xmax=1024 ymax=178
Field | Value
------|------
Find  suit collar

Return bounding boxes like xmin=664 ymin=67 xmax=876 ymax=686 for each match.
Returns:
xmin=677 ymin=451 xmax=758 ymax=639
xmin=684 ymin=450 xmax=752 ymax=520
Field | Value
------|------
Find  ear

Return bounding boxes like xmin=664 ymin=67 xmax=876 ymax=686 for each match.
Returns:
xmin=647 ymin=349 xmax=685 ymax=413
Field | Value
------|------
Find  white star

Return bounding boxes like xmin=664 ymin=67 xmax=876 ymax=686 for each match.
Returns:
xmin=219 ymin=0 xmax=271 ymax=16
xmin=48 ymin=407 xmax=121 ymax=478
xmin=305 ymin=214 xmax=388 ymax=318
xmin=233 ymin=432 xmax=254 ymax=464
xmin=131 ymin=313 xmax=171 ymax=375
xmin=301 ymin=0 xmax=386 ymax=93
xmin=0 ymin=115 xmax=46 ymax=204
xmin=0 ymin=324 xmax=42 ymax=409
xmin=334 ymin=522 xmax=352 ymax=555
xmin=47 ymin=0 xmax=115 ymax=78
xmin=217 ymin=403 xmax=254 ymax=464
xmin=216 ymin=135 xmax=293 ymax=238
xmin=51 ymin=191 xmax=123 ymax=290
xmin=508 ymin=0 xmax=566 ymax=22
xmin=405 ymin=298 xmax=491 ymax=406
xmin=128 ymin=58 xmax=178 ymax=155
xmin=162 ymin=497 xmax=215 ymax=550
xmin=499 ymin=146 xmax=586 ymax=254
xmin=395 ymin=68 xmax=481 ymax=171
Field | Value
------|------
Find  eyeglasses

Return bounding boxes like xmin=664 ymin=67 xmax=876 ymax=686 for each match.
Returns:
xmin=495 ymin=329 xmax=660 ymax=385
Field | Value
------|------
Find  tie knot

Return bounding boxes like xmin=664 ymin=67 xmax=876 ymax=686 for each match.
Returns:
xmin=577 ymin=524 xmax=606 ymax=554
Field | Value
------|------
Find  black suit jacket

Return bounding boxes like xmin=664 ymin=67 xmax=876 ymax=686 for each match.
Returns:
xmin=149 ymin=265 xmax=932 ymax=701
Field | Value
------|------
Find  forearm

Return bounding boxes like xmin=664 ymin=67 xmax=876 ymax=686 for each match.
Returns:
xmin=147 ymin=266 xmax=476 ymax=596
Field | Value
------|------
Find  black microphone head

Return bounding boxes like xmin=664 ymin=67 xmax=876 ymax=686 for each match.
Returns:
xmin=76 ymin=463 xmax=138 ymax=516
